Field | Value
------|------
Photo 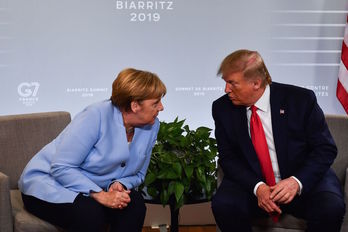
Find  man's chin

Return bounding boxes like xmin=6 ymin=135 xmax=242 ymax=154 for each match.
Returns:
xmin=229 ymin=99 xmax=241 ymax=105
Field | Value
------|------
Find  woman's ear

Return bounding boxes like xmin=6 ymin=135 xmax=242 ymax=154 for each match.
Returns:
xmin=130 ymin=101 xmax=139 ymax=113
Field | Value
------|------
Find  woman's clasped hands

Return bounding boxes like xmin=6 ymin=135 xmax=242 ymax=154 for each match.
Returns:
xmin=91 ymin=181 xmax=131 ymax=210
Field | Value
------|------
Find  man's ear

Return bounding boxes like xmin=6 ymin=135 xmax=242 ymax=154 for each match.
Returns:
xmin=253 ymin=77 xmax=262 ymax=90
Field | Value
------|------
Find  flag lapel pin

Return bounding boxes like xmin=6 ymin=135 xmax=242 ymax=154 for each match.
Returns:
xmin=280 ymin=109 xmax=285 ymax=115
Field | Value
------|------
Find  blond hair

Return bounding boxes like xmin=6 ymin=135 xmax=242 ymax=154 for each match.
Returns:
xmin=111 ymin=68 xmax=166 ymax=111
xmin=218 ymin=49 xmax=272 ymax=86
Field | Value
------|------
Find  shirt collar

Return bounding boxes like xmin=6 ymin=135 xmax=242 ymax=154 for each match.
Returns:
xmin=247 ymin=85 xmax=270 ymax=113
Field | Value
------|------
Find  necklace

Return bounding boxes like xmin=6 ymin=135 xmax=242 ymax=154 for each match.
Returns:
xmin=125 ymin=127 xmax=134 ymax=134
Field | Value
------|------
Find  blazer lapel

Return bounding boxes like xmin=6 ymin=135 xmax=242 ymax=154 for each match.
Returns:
xmin=234 ymin=106 xmax=263 ymax=177
xmin=270 ymin=83 xmax=288 ymax=178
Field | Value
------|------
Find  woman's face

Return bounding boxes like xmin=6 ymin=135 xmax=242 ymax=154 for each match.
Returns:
xmin=134 ymin=98 xmax=164 ymax=125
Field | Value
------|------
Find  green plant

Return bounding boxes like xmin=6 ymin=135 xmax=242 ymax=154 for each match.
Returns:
xmin=140 ymin=117 xmax=217 ymax=209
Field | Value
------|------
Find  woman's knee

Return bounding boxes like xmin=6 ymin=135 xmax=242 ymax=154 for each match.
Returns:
xmin=70 ymin=194 xmax=107 ymax=230
xmin=127 ymin=190 xmax=146 ymax=217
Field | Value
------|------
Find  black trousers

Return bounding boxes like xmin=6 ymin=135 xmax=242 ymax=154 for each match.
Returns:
xmin=22 ymin=190 xmax=146 ymax=232
xmin=212 ymin=178 xmax=345 ymax=232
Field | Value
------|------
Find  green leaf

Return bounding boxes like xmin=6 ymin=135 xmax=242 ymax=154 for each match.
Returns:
xmin=196 ymin=167 xmax=206 ymax=184
xmin=160 ymin=189 xmax=169 ymax=206
xmin=173 ymin=162 xmax=182 ymax=176
xmin=184 ymin=165 xmax=194 ymax=179
xmin=183 ymin=125 xmax=190 ymax=133
xmin=157 ymin=169 xmax=179 ymax=180
xmin=176 ymin=194 xmax=185 ymax=210
xmin=174 ymin=182 xmax=184 ymax=203
xmin=168 ymin=181 xmax=175 ymax=195
xmin=147 ymin=187 xmax=158 ymax=198
xmin=205 ymin=178 xmax=212 ymax=195
xmin=144 ymin=172 xmax=157 ymax=186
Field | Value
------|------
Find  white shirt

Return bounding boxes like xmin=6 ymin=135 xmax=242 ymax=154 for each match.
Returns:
xmin=247 ymin=85 xmax=302 ymax=195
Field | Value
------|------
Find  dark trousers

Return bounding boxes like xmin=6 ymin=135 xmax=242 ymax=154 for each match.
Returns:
xmin=211 ymin=178 xmax=345 ymax=232
xmin=22 ymin=190 xmax=146 ymax=232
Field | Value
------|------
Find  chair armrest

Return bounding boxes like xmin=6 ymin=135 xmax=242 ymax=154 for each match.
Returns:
xmin=341 ymin=168 xmax=348 ymax=231
xmin=0 ymin=171 xmax=13 ymax=232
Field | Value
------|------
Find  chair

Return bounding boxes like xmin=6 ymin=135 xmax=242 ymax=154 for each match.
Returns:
xmin=0 ymin=111 xmax=216 ymax=232
xmin=217 ymin=114 xmax=348 ymax=232
xmin=0 ymin=112 xmax=71 ymax=232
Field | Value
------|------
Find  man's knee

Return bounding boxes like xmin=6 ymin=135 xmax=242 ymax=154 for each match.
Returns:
xmin=309 ymin=192 xmax=345 ymax=222
xmin=211 ymin=193 xmax=250 ymax=219
xmin=321 ymin=194 xmax=345 ymax=221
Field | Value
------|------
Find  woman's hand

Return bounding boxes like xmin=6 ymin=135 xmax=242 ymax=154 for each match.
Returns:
xmin=106 ymin=181 xmax=131 ymax=209
xmin=109 ymin=181 xmax=126 ymax=192
xmin=91 ymin=190 xmax=131 ymax=209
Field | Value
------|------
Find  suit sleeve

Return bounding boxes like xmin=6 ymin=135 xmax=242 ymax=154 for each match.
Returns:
xmin=213 ymin=102 xmax=262 ymax=194
xmin=50 ymin=107 xmax=103 ymax=194
xmin=293 ymin=91 xmax=337 ymax=194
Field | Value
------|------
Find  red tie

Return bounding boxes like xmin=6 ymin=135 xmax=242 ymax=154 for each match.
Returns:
xmin=250 ymin=105 xmax=279 ymax=222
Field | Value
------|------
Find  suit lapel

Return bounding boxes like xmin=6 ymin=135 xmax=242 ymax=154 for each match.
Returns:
xmin=234 ymin=106 xmax=263 ymax=177
xmin=270 ymin=83 xmax=288 ymax=178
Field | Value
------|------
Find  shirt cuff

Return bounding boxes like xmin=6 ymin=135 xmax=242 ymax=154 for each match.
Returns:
xmin=253 ymin=181 xmax=265 ymax=196
xmin=291 ymin=176 xmax=303 ymax=195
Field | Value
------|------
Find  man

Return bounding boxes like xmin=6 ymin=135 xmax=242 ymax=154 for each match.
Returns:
xmin=211 ymin=49 xmax=345 ymax=232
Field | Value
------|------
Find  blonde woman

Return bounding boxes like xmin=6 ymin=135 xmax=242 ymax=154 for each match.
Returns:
xmin=19 ymin=68 xmax=166 ymax=232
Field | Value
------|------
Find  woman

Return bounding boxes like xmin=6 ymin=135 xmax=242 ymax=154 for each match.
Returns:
xmin=18 ymin=68 xmax=166 ymax=232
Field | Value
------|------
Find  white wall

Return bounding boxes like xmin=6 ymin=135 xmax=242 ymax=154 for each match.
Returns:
xmin=1 ymin=0 xmax=347 ymax=129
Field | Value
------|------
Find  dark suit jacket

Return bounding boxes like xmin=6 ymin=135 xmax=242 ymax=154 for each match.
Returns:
xmin=212 ymin=82 xmax=341 ymax=195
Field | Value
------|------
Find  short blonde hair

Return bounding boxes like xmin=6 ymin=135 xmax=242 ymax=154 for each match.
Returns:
xmin=111 ymin=68 xmax=166 ymax=111
xmin=218 ymin=49 xmax=272 ymax=86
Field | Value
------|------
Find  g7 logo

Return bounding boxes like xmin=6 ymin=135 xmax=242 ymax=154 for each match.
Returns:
xmin=18 ymin=82 xmax=40 ymax=97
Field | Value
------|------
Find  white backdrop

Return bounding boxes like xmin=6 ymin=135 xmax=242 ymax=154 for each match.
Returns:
xmin=1 ymin=0 xmax=347 ymax=129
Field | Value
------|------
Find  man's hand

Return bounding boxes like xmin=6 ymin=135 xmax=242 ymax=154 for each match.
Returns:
xmin=270 ymin=177 xmax=299 ymax=204
xmin=256 ymin=183 xmax=282 ymax=214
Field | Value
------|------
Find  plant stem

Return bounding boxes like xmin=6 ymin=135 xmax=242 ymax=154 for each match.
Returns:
xmin=169 ymin=198 xmax=179 ymax=232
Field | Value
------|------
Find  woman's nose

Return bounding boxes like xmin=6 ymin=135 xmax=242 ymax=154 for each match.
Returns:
xmin=158 ymin=101 xmax=164 ymax=111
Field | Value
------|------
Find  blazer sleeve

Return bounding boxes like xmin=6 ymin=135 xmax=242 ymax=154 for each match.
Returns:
xmin=213 ymin=101 xmax=261 ymax=193
xmin=50 ymin=107 xmax=103 ymax=194
xmin=293 ymin=91 xmax=337 ymax=194
xmin=113 ymin=120 xmax=160 ymax=190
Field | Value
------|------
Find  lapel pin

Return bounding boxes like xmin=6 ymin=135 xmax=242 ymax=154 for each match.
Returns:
xmin=280 ymin=109 xmax=285 ymax=114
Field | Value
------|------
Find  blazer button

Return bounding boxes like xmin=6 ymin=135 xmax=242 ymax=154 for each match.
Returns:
xmin=121 ymin=162 xmax=126 ymax=168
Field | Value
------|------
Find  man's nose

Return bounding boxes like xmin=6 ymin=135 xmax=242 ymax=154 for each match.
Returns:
xmin=225 ymin=83 xmax=231 ymax=94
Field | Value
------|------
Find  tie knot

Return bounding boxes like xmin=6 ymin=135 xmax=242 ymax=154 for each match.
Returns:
xmin=251 ymin=105 xmax=257 ymax=114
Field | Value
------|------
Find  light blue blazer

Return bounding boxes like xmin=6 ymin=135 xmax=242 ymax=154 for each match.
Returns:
xmin=19 ymin=100 xmax=159 ymax=203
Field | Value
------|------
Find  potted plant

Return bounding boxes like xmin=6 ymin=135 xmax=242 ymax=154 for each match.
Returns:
xmin=140 ymin=118 xmax=217 ymax=232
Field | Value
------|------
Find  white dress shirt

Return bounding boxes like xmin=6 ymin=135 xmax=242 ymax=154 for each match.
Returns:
xmin=246 ymin=85 xmax=302 ymax=195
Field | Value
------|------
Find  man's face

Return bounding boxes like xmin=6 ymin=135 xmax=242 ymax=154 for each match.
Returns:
xmin=223 ymin=71 xmax=257 ymax=106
